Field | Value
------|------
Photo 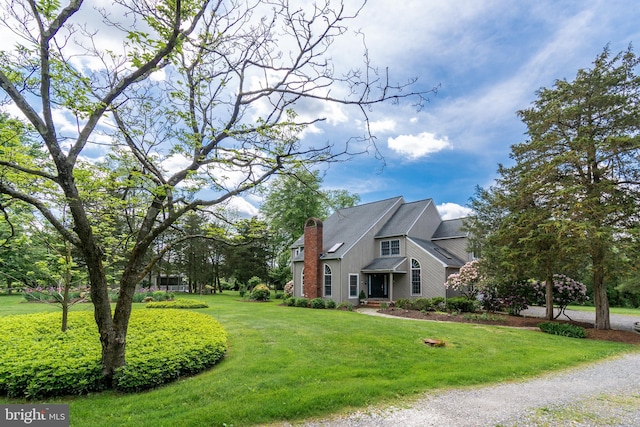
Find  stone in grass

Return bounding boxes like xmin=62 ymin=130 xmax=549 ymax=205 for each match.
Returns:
xmin=423 ymin=338 xmax=445 ymax=347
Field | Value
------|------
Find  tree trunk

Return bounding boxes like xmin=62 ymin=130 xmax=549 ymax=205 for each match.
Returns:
xmin=544 ymin=274 xmax=554 ymax=320
xmin=86 ymin=259 xmax=123 ymax=383
xmin=590 ymin=236 xmax=611 ymax=329
xmin=61 ymin=242 xmax=72 ymax=332
xmin=592 ymin=262 xmax=610 ymax=330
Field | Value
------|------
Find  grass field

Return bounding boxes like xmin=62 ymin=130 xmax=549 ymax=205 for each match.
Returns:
xmin=0 ymin=293 xmax=636 ymax=426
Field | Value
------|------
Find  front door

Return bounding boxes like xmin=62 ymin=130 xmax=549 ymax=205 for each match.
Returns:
xmin=368 ymin=274 xmax=388 ymax=298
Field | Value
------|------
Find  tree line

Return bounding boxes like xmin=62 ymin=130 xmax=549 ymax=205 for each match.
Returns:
xmin=0 ymin=164 xmax=357 ymax=295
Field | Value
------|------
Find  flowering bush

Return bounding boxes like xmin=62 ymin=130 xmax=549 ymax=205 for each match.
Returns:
xmin=531 ymin=275 xmax=588 ymax=319
xmin=250 ymin=284 xmax=270 ymax=301
xmin=284 ymin=281 xmax=294 ymax=297
xmin=445 ymin=260 xmax=485 ymax=298
xmin=496 ymin=280 xmax=536 ymax=315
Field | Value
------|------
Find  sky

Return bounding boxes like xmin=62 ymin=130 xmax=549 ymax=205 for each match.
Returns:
xmin=2 ymin=0 xmax=640 ymax=221
xmin=298 ymin=0 xmax=640 ymax=220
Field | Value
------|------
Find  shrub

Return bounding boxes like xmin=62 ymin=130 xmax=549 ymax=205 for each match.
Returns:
xmin=325 ymin=299 xmax=336 ymax=309
xmin=310 ymin=298 xmax=326 ymax=309
xmin=274 ymin=292 xmax=284 ymax=299
xmin=146 ymin=299 xmax=209 ymax=309
xmin=283 ymin=281 xmax=294 ymax=297
xmin=446 ymin=297 xmax=478 ymax=313
xmin=336 ymin=301 xmax=354 ymax=311
xmin=248 ymin=276 xmax=262 ymax=289
xmin=430 ymin=297 xmax=446 ymax=311
xmin=412 ymin=298 xmax=432 ymax=311
xmin=152 ymin=290 xmax=173 ymax=301
xmin=498 ymin=280 xmax=535 ymax=315
xmin=359 ymin=290 xmax=366 ymax=301
xmin=396 ymin=297 xmax=444 ymax=311
xmin=250 ymin=284 xmax=270 ymax=301
xmin=477 ymin=285 xmax=502 ymax=312
xmin=295 ymin=298 xmax=309 ymax=308
xmin=132 ymin=288 xmax=174 ymax=303
xmin=532 ymin=275 xmax=589 ymax=317
xmin=284 ymin=296 xmax=296 ymax=306
xmin=0 ymin=310 xmax=227 ymax=398
xmin=463 ymin=312 xmax=506 ymax=322
xmin=445 ymin=260 xmax=485 ymax=298
xmin=395 ymin=298 xmax=411 ymax=309
xmin=538 ymin=322 xmax=587 ymax=339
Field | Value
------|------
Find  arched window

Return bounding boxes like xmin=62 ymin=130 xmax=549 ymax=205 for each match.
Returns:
xmin=411 ymin=259 xmax=421 ymax=295
xmin=324 ymin=264 xmax=332 ymax=297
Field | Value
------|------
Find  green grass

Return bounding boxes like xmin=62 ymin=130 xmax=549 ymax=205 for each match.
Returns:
xmin=566 ymin=304 xmax=640 ymax=317
xmin=0 ymin=293 xmax=636 ymax=426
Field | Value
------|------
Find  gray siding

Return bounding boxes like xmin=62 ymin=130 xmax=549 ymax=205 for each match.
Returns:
xmin=408 ymin=201 xmax=442 ymax=239
xmin=406 ymin=239 xmax=447 ymax=299
xmin=433 ymin=237 xmax=472 ymax=262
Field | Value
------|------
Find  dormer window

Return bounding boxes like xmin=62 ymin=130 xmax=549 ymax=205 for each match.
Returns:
xmin=380 ymin=239 xmax=400 ymax=256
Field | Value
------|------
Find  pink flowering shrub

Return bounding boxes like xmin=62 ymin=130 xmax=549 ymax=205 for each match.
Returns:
xmin=531 ymin=274 xmax=588 ymax=318
xmin=284 ymin=281 xmax=294 ymax=297
xmin=445 ymin=260 xmax=485 ymax=298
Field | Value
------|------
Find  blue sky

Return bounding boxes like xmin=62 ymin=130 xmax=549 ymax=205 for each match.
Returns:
xmin=2 ymin=1 xmax=640 ymax=221
xmin=297 ymin=0 xmax=640 ymax=219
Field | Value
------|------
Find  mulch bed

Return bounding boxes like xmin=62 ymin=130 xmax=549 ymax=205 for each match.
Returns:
xmin=378 ymin=308 xmax=640 ymax=345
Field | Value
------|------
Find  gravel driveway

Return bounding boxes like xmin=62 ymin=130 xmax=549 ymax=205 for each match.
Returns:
xmin=288 ymin=308 xmax=640 ymax=427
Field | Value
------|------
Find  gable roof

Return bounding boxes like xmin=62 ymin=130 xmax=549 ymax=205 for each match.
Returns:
xmin=362 ymin=257 xmax=407 ymax=273
xmin=291 ymin=196 xmax=403 ymax=260
xmin=408 ymin=237 xmax=466 ymax=268
xmin=375 ymin=199 xmax=434 ymax=238
xmin=431 ymin=218 xmax=467 ymax=240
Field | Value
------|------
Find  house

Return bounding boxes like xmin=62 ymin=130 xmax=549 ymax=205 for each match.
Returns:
xmin=290 ymin=196 xmax=472 ymax=304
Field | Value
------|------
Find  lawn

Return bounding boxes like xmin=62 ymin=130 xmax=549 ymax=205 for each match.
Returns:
xmin=0 ymin=293 xmax=636 ymax=426
xmin=566 ymin=304 xmax=640 ymax=317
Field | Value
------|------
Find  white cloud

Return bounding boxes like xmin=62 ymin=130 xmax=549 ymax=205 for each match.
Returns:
xmin=437 ymin=203 xmax=473 ymax=220
xmin=369 ymin=119 xmax=396 ymax=134
xmin=227 ymin=196 xmax=260 ymax=217
xmin=160 ymin=153 xmax=192 ymax=177
xmin=387 ymin=132 xmax=452 ymax=159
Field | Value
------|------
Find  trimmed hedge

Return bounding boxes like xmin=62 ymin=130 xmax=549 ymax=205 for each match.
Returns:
xmin=0 ymin=310 xmax=227 ymax=398
xmin=146 ymin=299 xmax=209 ymax=309
xmin=538 ymin=322 xmax=587 ymax=339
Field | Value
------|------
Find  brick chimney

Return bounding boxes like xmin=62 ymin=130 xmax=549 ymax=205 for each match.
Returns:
xmin=303 ymin=218 xmax=323 ymax=299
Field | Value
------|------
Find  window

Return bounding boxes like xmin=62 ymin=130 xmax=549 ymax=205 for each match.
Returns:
xmin=324 ymin=264 xmax=332 ymax=297
xmin=327 ymin=242 xmax=344 ymax=253
xmin=300 ymin=267 xmax=305 ymax=297
xmin=349 ymin=274 xmax=359 ymax=298
xmin=411 ymin=259 xmax=421 ymax=295
xmin=381 ymin=239 xmax=400 ymax=256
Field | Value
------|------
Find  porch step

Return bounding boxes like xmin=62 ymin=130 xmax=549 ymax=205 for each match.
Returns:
xmin=361 ymin=300 xmax=389 ymax=309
